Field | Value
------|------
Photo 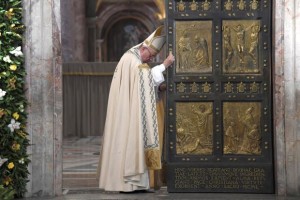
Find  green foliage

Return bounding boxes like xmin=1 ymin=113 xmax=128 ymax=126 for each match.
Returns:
xmin=0 ymin=184 xmax=15 ymax=200
xmin=0 ymin=0 xmax=30 ymax=198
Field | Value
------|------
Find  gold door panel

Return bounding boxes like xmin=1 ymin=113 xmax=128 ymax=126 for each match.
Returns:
xmin=176 ymin=21 xmax=212 ymax=73
xmin=222 ymin=20 xmax=261 ymax=74
xmin=176 ymin=102 xmax=213 ymax=155
xmin=223 ymin=102 xmax=261 ymax=155
xmin=166 ymin=0 xmax=273 ymax=193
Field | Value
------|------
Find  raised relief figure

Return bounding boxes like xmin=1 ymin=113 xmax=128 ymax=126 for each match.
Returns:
xmin=232 ymin=24 xmax=246 ymax=66
xmin=239 ymin=107 xmax=261 ymax=155
xmin=237 ymin=0 xmax=246 ymax=10
xmin=189 ymin=0 xmax=198 ymax=11
xmin=223 ymin=21 xmax=260 ymax=73
xmin=223 ymin=103 xmax=261 ymax=155
xmin=176 ymin=21 xmax=212 ymax=73
xmin=250 ymin=0 xmax=259 ymax=10
xmin=177 ymin=0 xmax=185 ymax=12
xmin=176 ymin=113 xmax=200 ymax=154
xmin=224 ymin=121 xmax=239 ymax=153
xmin=248 ymin=25 xmax=260 ymax=66
xmin=176 ymin=103 xmax=213 ymax=155
xmin=192 ymin=104 xmax=213 ymax=146
xmin=224 ymin=0 xmax=233 ymax=11
xmin=178 ymin=30 xmax=192 ymax=70
xmin=202 ymin=0 xmax=211 ymax=11
xmin=247 ymin=124 xmax=261 ymax=154
xmin=193 ymin=36 xmax=209 ymax=69
xmin=223 ymin=25 xmax=234 ymax=70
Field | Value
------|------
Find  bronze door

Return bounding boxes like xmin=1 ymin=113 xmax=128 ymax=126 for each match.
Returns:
xmin=165 ymin=0 xmax=273 ymax=193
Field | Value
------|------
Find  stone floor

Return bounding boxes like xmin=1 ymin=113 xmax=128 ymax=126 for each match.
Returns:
xmin=22 ymin=136 xmax=298 ymax=200
xmin=63 ymin=136 xmax=101 ymax=189
xmin=22 ymin=187 xmax=300 ymax=200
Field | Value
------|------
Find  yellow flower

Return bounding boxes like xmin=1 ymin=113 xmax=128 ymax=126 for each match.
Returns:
xmin=10 ymin=64 xmax=17 ymax=71
xmin=3 ymin=177 xmax=12 ymax=186
xmin=5 ymin=9 xmax=14 ymax=19
xmin=13 ymin=112 xmax=20 ymax=120
xmin=12 ymin=142 xmax=21 ymax=151
xmin=10 ymin=24 xmax=15 ymax=28
xmin=8 ymin=162 xmax=14 ymax=169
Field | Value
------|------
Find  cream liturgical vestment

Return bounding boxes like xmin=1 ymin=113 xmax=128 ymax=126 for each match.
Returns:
xmin=98 ymin=45 xmax=166 ymax=192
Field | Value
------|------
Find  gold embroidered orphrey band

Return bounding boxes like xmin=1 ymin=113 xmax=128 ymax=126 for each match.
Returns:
xmin=145 ymin=148 xmax=161 ymax=170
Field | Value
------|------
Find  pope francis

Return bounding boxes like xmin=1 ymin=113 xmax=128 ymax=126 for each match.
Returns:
xmin=98 ymin=26 xmax=175 ymax=192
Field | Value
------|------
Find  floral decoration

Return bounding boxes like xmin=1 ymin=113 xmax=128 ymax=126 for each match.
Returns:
xmin=0 ymin=0 xmax=30 ymax=199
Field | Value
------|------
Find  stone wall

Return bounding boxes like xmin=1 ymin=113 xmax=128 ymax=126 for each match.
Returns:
xmin=273 ymin=0 xmax=300 ymax=196
xmin=61 ymin=0 xmax=87 ymax=62
xmin=23 ymin=0 xmax=62 ymax=197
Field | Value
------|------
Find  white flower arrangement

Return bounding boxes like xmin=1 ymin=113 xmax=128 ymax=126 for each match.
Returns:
xmin=3 ymin=55 xmax=12 ymax=63
xmin=9 ymin=46 xmax=23 ymax=57
xmin=19 ymin=104 xmax=24 ymax=112
xmin=7 ymin=119 xmax=21 ymax=132
xmin=0 ymin=1 xmax=29 ymax=196
xmin=0 ymin=88 xmax=6 ymax=100
xmin=19 ymin=158 xmax=24 ymax=164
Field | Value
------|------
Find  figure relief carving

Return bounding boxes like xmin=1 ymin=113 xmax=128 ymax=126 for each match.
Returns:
xmin=202 ymin=82 xmax=211 ymax=93
xmin=224 ymin=121 xmax=238 ymax=153
xmin=193 ymin=35 xmax=210 ymax=69
xmin=176 ymin=21 xmax=212 ymax=73
xmin=177 ymin=82 xmax=186 ymax=93
xmin=222 ymin=25 xmax=234 ymax=71
xmin=189 ymin=0 xmax=198 ymax=11
xmin=232 ymin=24 xmax=247 ymax=67
xmin=222 ymin=20 xmax=261 ymax=73
xmin=237 ymin=0 xmax=246 ymax=10
xmin=224 ymin=0 xmax=233 ymax=11
xmin=177 ymin=0 xmax=185 ymax=12
xmin=223 ymin=103 xmax=262 ymax=155
xmin=250 ymin=0 xmax=259 ymax=10
xmin=202 ymin=0 xmax=211 ymax=11
xmin=178 ymin=30 xmax=192 ymax=70
xmin=248 ymin=25 xmax=260 ymax=64
xmin=250 ymin=82 xmax=259 ymax=93
xmin=191 ymin=82 xmax=198 ymax=93
xmin=176 ymin=103 xmax=213 ymax=155
xmin=237 ymin=82 xmax=246 ymax=93
xmin=224 ymin=82 xmax=233 ymax=93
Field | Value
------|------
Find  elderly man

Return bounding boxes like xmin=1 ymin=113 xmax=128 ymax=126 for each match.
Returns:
xmin=98 ymin=26 xmax=174 ymax=192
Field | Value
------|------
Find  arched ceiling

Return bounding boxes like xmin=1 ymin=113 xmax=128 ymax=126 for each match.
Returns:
xmin=96 ymin=0 xmax=165 ymax=19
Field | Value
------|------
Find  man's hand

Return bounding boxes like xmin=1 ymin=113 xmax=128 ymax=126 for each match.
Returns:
xmin=163 ymin=51 xmax=175 ymax=68
xmin=158 ymin=83 xmax=166 ymax=92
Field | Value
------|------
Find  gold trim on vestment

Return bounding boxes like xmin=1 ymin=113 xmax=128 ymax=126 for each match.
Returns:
xmin=138 ymin=63 xmax=150 ymax=69
xmin=145 ymin=148 xmax=162 ymax=170
xmin=144 ymin=40 xmax=160 ymax=53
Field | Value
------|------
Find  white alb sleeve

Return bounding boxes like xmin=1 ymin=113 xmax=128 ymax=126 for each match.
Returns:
xmin=151 ymin=64 xmax=166 ymax=87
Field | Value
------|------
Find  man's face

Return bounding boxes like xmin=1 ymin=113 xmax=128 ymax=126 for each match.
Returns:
xmin=140 ymin=46 xmax=156 ymax=63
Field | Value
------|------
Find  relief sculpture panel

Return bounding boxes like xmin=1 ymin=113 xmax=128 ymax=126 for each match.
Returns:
xmin=167 ymin=0 xmax=273 ymax=193
xmin=176 ymin=21 xmax=212 ymax=73
xmin=223 ymin=102 xmax=261 ymax=155
xmin=176 ymin=102 xmax=213 ymax=155
xmin=222 ymin=20 xmax=260 ymax=73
